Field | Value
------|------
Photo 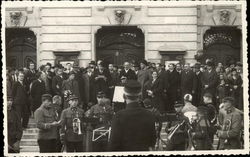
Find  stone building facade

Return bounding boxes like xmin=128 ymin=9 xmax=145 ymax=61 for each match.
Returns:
xmin=5 ymin=4 xmax=243 ymax=68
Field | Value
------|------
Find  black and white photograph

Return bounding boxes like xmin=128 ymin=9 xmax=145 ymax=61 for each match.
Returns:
xmin=2 ymin=0 xmax=249 ymax=156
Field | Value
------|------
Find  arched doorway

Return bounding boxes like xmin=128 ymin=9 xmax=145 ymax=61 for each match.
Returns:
xmin=95 ymin=26 xmax=144 ymax=66
xmin=203 ymin=27 xmax=241 ymax=66
xmin=6 ymin=28 xmax=37 ymax=68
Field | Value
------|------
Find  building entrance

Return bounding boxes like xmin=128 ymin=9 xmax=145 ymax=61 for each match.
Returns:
xmin=96 ymin=26 xmax=144 ymax=66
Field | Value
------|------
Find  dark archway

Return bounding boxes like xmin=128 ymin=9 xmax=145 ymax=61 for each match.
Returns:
xmin=203 ymin=27 xmax=241 ymax=65
xmin=203 ymin=27 xmax=241 ymax=66
xmin=95 ymin=26 xmax=144 ymax=66
xmin=6 ymin=28 xmax=37 ymax=68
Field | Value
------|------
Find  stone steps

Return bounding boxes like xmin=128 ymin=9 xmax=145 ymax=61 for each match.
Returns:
xmin=20 ymin=118 xmax=39 ymax=153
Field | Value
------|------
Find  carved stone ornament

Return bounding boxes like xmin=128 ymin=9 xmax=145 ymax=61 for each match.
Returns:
xmin=219 ymin=10 xmax=231 ymax=25
xmin=114 ymin=10 xmax=126 ymax=24
xmin=10 ymin=11 xmax=22 ymax=26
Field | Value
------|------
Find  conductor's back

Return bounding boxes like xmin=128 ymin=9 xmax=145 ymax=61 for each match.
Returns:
xmin=109 ymin=80 xmax=156 ymax=151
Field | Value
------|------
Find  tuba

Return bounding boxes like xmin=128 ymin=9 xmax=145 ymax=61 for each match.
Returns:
xmin=72 ymin=111 xmax=82 ymax=135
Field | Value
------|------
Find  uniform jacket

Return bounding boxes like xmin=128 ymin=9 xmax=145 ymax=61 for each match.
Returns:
xmin=34 ymin=105 xmax=58 ymax=140
xmin=30 ymin=79 xmax=46 ymax=111
xmin=193 ymin=71 xmax=203 ymax=106
xmin=52 ymin=75 xmax=64 ymax=96
xmin=190 ymin=117 xmax=213 ymax=150
xmin=109 ymin=102 xmax=156 ymax=151
xmin=60 ymin=107 xmax=85 ymax=142
xmin=217 ymin=107 xmax=242 ymax=149
xmin=119 ymin=69 xmax=137 ymax=80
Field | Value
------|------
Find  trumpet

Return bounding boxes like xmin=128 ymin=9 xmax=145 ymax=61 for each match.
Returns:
xmin=73 ymin=117 xmax=82 ymax=135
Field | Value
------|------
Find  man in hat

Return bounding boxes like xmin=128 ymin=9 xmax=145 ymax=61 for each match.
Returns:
xmin=60 ymin=95 xmax=85 ymax=152
xmin=62 ymin=71 xmax=81 ymax=109
xmin=164 ymin=101 xmax=188 ymax=151
xmin=52 ymin=67 xmax=64 ymax=97
xmin=201 ymin=60 xmax=218 ymax=103
xmin=193 ymin=63 xmax=203 ymax=106
xmin=109 ymin=80 xmax=156 ymax=151
xmin=7 ymin=96 xmax=23 ymax=153
xmin=137 ymin=60 xmax=152 ymax=100
xmin=34 ymin=94 xmax=60 ymax=152
xmin=217 ymin=97 xmax=243 ymax=150
xmin=166 ymin=63 xmax=180 ymax=112
xmin=94 ymin=61 xmax=111 ymax=98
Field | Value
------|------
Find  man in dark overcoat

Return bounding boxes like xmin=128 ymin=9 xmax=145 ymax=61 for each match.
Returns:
xmin=30 ymin=72 xmax=46 ymax=112
xmin=201 ymin=61 xmax=219 ymax=103
xmin=109 ymin=80 xmax=156 ymax=151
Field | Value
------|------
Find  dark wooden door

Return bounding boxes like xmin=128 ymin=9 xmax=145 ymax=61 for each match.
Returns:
xmin=6 ymin=28 xmax=37 ymax=68
xmin=205 ymin=44 xmax=240 ymax=66
xmin=96 ymin=26 xmax=144 ymax=66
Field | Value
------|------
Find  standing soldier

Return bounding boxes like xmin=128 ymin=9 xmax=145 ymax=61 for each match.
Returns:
xmin=217 ymin=97 xmax=243 ymax=150
xmin=34 ymin=94 xmax=60 ymax=152
xmin=164 ymin=101 xmax=188 ymax=151
xmin=7 ymin=96 xmax=23 ymax=153
xmin=60 ymin=95 xmax=85 ymax=152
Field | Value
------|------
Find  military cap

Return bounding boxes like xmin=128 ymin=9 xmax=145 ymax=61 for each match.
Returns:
xmin=89 ymin=61 xmax=96 ymax=65
xmin=67 ymin=95 xmax=78 ymax=101
xmin=140 ymin=59 xmax=148 ymax=66
xmin=121 ymin=75 xmax=127 ymax=80
xmin=124 ymin=80 xmax=141 ymax=96
xmin=42 ymin=94 xmax=52 ymax=102
xmin=203 ymin=92 xmax=213 ymax=98
xmin=174 ymin=101 xmax=184 ymax=107
xmin=97 ymin=91 xmax=105 ymax=97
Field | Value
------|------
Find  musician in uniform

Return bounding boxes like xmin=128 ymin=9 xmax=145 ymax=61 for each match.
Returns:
xmin=109 ymin=80 xmax=156 ymax=151
xmin=164 ymin=101 xmax=188 ymax=151
xmin=60 ymin=95 xmax=85 ymax=152
xmin=217 ymin=97 xmax=243 ymax=150
xmin=86 ymin=97 xmax=113 ymax=152
xmin=34 ymin=94 xmax=60 ymax=152
xmin=7 ymin=96 xmax=23 ymax=153
xmin=188 ymin=106 xmax=213 ymax=150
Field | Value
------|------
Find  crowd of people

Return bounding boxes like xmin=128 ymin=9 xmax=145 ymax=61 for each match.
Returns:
xmin=6 ymin=58 xmax=244 ymax=153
